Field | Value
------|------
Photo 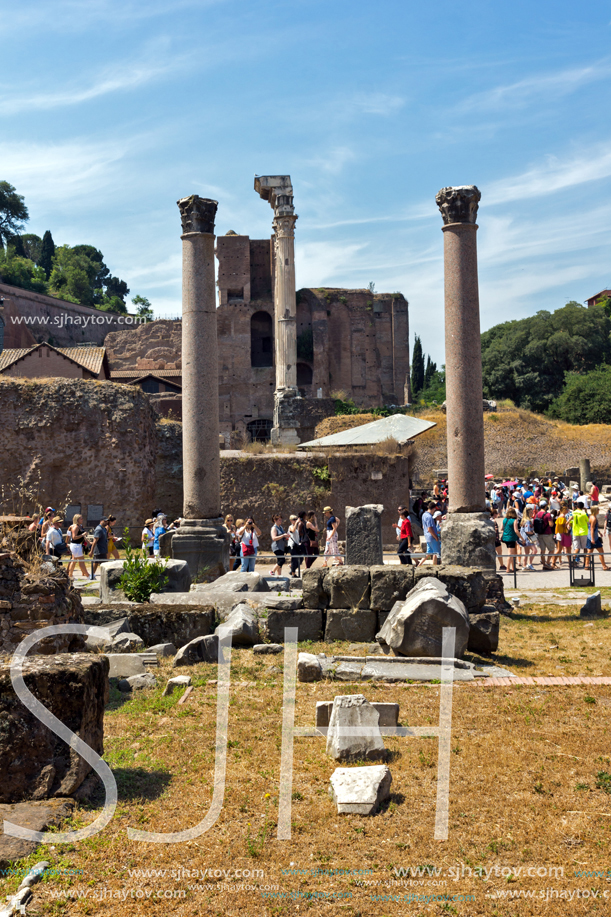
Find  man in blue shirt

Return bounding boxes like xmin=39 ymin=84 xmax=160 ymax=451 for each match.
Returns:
xmin=418 ymin=502 xmax=441 ymax=566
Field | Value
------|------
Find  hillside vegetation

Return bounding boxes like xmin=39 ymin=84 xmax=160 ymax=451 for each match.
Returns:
xmin=315 ymin=404 xmax=611 ymax=484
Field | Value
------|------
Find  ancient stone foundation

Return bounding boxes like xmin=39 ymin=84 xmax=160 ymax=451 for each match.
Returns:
xmin=0 ymin=654 xmax=109 ymax=803
xmin=0 ymin=555 xmax=85 ymax=656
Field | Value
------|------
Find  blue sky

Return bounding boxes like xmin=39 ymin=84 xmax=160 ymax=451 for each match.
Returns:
xmin=2 ymin=0 xmax=611 ymax=363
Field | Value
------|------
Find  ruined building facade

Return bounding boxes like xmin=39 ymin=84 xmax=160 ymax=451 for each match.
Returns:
xmin=107 ymin=231 xmax=410 ymax=440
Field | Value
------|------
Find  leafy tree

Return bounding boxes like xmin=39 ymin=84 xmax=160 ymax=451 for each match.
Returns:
xmin=39 ymin=230 xmax=55 ymax=279
xmin=411 ymin=334 xmax=425 ymax=396
xmin=481 ymin=301 xmax=611 ymax=413
xmin=104 ymin=274 xmax=129 ymax=302
xmin=0 ymin=248 xmax=47 ymax=293
xmin=0 ymin=181 xmax=28 ymax=247
xmin=72 ymin=244 xmax=109 ymax=295
xmin=132 ymin=294 xmax=154 ymax=321
xmin=549 ymin=367 xmax=611 ymax=425
xmin=421 ymin=366 xmax=446 ymax=404
xmin=21 ymin=233 xmax=42 ymax=263
xmin=97 ymin=295 xmax=127 ymax=314
xmin=48 ymin=245 xmax=97 ymax=305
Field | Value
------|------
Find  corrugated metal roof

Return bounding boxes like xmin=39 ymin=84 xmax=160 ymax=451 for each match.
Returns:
xmin=57 ymin=346 xmax=106 ymax=375
xmin=111 ymin=369 xmax=182 ymax=378
xmin=298 ymin=413 xmax=437 ymax=449
xmin=0 ymin=347 xmax=36 ymax=371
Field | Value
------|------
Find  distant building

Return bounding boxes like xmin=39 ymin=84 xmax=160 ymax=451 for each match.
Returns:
xmin=585 ymin=289 xmax=611 ymax=308
xmin=0 ymin=343 xmax=109 ymax=380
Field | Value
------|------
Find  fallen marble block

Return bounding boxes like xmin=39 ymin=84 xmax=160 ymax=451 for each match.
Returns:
xmin=329 ymin=765 xmax=392 ymax=815
xmin=467 ymin=608 xmax=500 ymax=655
xmin=297 ymin=653 xmax=322 ymax=682
xmin=148 ymin=643 xmax=177 ymax=657
xmin=215 ymin=603 xmax=260 ymax=646
xmin=109 ymin=632 xmax=144 ymax=653
xmin=316 ymin=701 xmax=399 ymax=729
xmin=162 ymin=675 xmax=191 ymax=696
xmin=107 ymin=654 xmax=146 ymax=678
xmin=326 ymin=694 xmax=387 ymax=762
xmin=173 ymin=634 xmax=221 ymax=667
xmin=580 ymin=591 xmax=606 ymax=619
xmin=376 ymin=577 xmax=470 ymax=658
xmin=117 ymin=673 xmax=157 ymax=692
xmin=253 ymin=643 xmax=283 ymax=655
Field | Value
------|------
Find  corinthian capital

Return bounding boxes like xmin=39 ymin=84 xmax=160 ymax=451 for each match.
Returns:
xmin=177 ymin=195 xmax=218 ymax=234
xmin=435 ymin=185 xmax=480 ymax=225
xmin=254 ymin=175 xmax=295 ymax=217
xmin=272 ymin=214 xmax=298 ymax=239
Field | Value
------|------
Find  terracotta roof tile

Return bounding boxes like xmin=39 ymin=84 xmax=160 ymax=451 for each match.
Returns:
xmin=0 ymin=347 xmax=37 ymax=371
xmin=57 ymin=346 xmax=106 ymax=375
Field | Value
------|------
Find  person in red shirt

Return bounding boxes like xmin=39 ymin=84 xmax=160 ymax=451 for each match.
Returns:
xmin=397 ymin=508 xmax=413 ymax=566
xmin=591 ymin=482 xmax=600 ymax=507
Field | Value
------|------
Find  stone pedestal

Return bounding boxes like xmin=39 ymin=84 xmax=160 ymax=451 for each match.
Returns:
xmin=579 ymin=458 xmax=591 ymax=492
xmin=171 ymin=519 xmax=229 ymax=580
xmin=270 ymin=389 xmax=302 ymax=445
xmin=345 ymin=504 xmax=384 ymax=565
xmin=174 ymin=195 xmax=229 ymax=578
xmin=440 ymin=512 xmax=496 ymax=569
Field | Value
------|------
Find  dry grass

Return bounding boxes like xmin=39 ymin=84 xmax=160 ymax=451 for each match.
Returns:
xmin=4 ymin=608 xmax=611 ymax=916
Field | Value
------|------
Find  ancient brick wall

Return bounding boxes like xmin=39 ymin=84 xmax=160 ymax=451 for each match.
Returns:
xmin=0 ymin=378 xmax=158 ymax=530
xmin=0 ymin=281 xmax=135 ymax=348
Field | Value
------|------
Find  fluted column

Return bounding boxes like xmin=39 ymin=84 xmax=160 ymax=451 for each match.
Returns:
xmin=171 ymin=194 xmax=229 ymax=577
xmin=436 ymin=185 xmax=495 ymax=568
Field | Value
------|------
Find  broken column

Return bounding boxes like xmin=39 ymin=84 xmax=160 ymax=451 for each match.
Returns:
xmin=254 ymin=175 xmax=301 ymax=445
xmin=345 ymin=504 xmax=384 ymax=565
xmin=579 ymin=458 xmax=591 ymax=492
xmin=171 ymin=195 xmax=229 ymax=578
xmin=435 ymin=185 xmax=495 ymax=568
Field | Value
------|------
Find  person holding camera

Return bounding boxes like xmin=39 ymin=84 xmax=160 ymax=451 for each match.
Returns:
xmin=237 ymin=516 xmax=261 ymax=573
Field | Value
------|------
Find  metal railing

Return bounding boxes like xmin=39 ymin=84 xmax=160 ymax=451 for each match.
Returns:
xmin=496 ymin=550 xmax=602 ymax=588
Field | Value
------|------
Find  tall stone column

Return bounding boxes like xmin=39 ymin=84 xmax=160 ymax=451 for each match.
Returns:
xmin=171 ymin=195 xmax=229 ymax=577
xmin=435 ymin=185 xmax=495 ymax=569
xmin=255 ymin=175 xmax=302 ymax=445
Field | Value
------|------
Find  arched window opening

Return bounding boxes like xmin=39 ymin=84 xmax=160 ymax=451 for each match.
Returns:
xmin=251 ymin=311 xmax=273 ymax=368
xmin=297 ymin=363 xmax=313 ymax=386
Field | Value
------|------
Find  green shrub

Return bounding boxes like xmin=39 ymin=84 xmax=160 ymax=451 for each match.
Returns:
xmin=119 ymin=528 xmax=169 ymax=603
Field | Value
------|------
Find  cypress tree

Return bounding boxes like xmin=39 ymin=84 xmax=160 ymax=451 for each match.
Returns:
xmin=12 ymin=234 xmax=25 ymax=257
xmin=411 ymin=335 xmax=425 ymax=396
xmin=423 ymin=355 xmax=437 ymax=390
xmin=39 ymin=230 xmax=55 ymax=279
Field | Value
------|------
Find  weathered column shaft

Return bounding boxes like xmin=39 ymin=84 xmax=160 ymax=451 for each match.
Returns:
xmin=181 ymin=230 xmax=220 ymax=519
xmin=273 ymin=219 xmax=298 ymax=390
xmin=442 ymin=221 xmax=486 ymax=513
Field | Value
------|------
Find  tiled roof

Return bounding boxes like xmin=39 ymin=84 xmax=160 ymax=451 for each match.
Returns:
xmin=57 ymin=346 xmax=106 ymax=375
xmin=0 ymin=347 xmax=37 ymax=371
xmin=0 ymin=344 xmax=106 ymax=376
xmin=111 ymin=369 xmax=183 ymax=378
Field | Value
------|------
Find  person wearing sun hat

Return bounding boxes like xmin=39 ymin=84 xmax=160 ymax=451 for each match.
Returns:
xmin=141 ymin=518 xmax=155 ymax=556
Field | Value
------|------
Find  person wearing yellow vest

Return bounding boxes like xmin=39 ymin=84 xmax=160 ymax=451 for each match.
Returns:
xmin=570 ymin=504 xmax=590 ymax=567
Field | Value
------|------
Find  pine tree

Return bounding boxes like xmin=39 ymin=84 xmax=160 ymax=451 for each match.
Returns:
xmin=411 ymin=335 xmax=425 ymax=396
xmin=11 ymin=235 xmax=25 ymax=257
xmin=423 ymin=355 xmax=437 ymax=390
xmin=39 ymin=230 xmax=55 ymax=279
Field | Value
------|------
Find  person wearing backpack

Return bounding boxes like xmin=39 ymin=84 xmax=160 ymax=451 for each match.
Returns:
xmin=535 ymin=500 xmax=554 ymax=569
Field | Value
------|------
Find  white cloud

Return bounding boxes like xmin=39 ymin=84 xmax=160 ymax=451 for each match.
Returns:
xmin=296 ymin=240 xmax=369 ymax=288
xmin=0 ymin=58 xmax=180 ymax=115
xmin=460 ymin=60 xmax=611 ymax=112
xmin=486 ymin=144 xmax=611 ymax=205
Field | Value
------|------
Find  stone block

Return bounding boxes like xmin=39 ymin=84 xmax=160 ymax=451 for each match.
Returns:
xmin=334 ymin=661 xmax=365 ymax=681
xmin=247 ymin=593 xmax=303 ymax=612
xmin=162 ymin=675 xmax=191 ymax=696
xmin=158 ymin=530 xmax=174 ymax=558
xmin=0 ymin=654 xmax=108 ymax=803
xmin=345 ymin=505 xmax=384 ymax=566
xmin=297 ymin=653 xmax=322 ymax=682
xmin=190 ymin=581 xmax=248 ymax=594
xmin=467 ymin=608 xmax=500 ymax=655
xmin=253 ymin=644 xmax=283 ymax=654
xmin=377 ymin=577 xmax=470 ymax=658
xmin=326 ymin=695 xmax=387 ymax=762
xmin=327 ymin=566 xmax=370 ymax=610
xmin=107 ymin=654 xmax=146 ymax=678
xmin=126 ymin=606 xmax=215 ymax=648
xmin=329 ymin=765 xmax=392 ymax=815
xmin=100 ymin=558 xmax=191 ymax=603
xmin=215 ymin=603 xmax=260 ymax=646
xmin=173 ymin=634 xmax=221 ymax=667
xmin=264 ymin=610 xmax=323 ymax=643
xmin=580 ymin=592 xmax=606 ymax=619
xmin=370 ymin=566 xmax=415 ymax=611
xmin=118 ymin=673 xmax=157 ymax=692
xmin=316 ymin=701 xmax=399 ymax=729
xmin=361 ymin=660 xmax=475 ymax=682
xmin=439 ymin=512 xmax=496 ymax=569
xmin=109 ymin=632 xmax=144 ymax=653
xmin=196 ymin=571 xmax=270 ymax=593
xmin=324 ymin=609 xmax=377 ymax=643
xmin=148 ymin=643 xmax=177 ymax=657
xmin=414 ymin=565 xmax=487 ymax=612
xmin=262 ymin=576 xmax=291 ymax=592
xmin=302 ymin=568 xmax=329 ymax=609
